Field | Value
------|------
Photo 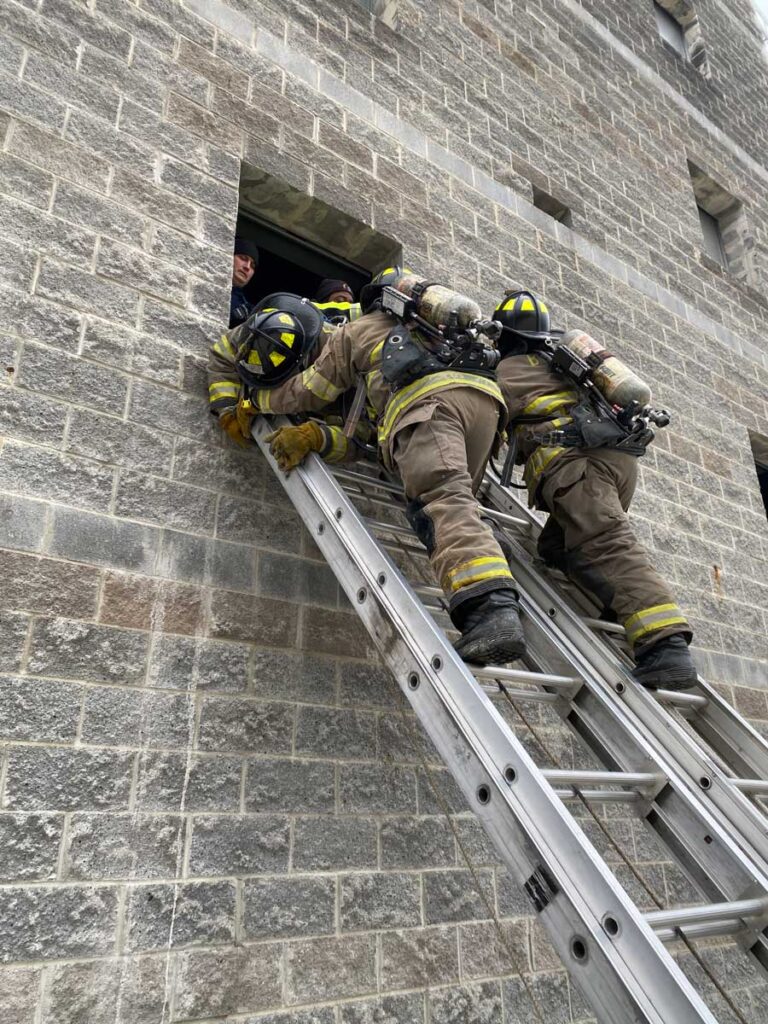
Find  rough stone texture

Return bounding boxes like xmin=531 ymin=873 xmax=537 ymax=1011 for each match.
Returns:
xmin=0 ymin=0 xmax=767 ymax=1021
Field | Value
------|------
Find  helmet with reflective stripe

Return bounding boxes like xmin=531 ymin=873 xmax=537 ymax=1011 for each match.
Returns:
xmin=493 ymin=286 xmax=552 ymax=354
xmin=359 ymin=265 xmax=413 ymax=313
xmin=235 ymin=293 xmax=324 ymax=388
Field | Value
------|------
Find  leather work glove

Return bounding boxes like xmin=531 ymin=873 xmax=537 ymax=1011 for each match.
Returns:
xmin=266 ymin=421 xmax=324 ymax=472
xmin=218 ymin=409 xmax=251 ymax=448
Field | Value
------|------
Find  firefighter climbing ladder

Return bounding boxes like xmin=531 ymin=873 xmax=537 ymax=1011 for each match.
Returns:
xmin=253 ymin=415 xmax=768 ymax=1024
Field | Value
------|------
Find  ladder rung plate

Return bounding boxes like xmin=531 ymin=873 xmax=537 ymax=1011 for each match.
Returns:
xmin=655 ymin=919 xmax=746 ymax=943
xmin=480 ymin=683 xmax=560 ymax=704
xmin=553 ymin=788 xmax=641 ymax=803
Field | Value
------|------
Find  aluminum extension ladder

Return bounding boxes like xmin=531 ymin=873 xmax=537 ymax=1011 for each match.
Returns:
xmin=252 ymin=415 xmax=768 ymax=1024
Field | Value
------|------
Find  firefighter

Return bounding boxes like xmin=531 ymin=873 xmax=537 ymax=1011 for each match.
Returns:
xmin=229 ymin=237 xmax=260 ymax=328
xmin=207 ymin=293 xmax=370 ymax=463
xmin=492 ymin=288 xmax=698 ymax=690
xmin=246 ymin=268 xmax=527 ymax=667
xmin=313 ymin=278 xmax=363 ymax=324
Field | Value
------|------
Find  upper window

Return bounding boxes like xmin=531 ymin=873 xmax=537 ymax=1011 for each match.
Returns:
xmin=688 ymin=161 xmax=757 ymax=286
xmin=356 ymin=0 xmax=399 ymax=29
xmin=653 ymin=1 xmax=710 ymax=76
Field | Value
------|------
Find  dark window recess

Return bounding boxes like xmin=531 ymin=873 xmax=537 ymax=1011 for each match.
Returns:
xmin=653 ymin=1 xmax=710 ymax=75
xmin=654 ymin=1 xmax=687 ymax=57
xmin=749 ymin=432 xmax=768 ymax=520
xmin=532 ymin=186 xmax=572 ymax=227
xmin=355 ymin=0 xmax=399 ymax=29
xmin=688 ymin=161 xmax=757 ymax=285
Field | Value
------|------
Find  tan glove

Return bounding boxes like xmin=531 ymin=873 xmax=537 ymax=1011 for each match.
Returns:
xmin=235 ymin=393 xmax=258 ymax=439
xmin=218 ymin=409 xmax=251 ymax=447
xmin=266 ymin=421 xmax=324 ymax=471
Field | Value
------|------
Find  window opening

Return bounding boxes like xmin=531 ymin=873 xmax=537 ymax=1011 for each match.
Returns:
xmin=688 ymin=160 xmax=757 ymax=285
xmin=749 ymin=431 xmax=768 ymax=519
xmin=653 ymin=1 xmax=710 ymax=75
xmin=355 ymin=0 xmax=399 ymax=30
xmin=532 ymin=186 xmax=573 ymax=227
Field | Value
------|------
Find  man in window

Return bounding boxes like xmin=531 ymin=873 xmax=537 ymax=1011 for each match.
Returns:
xmin=230 ymin=237 xmax=260 ymax=328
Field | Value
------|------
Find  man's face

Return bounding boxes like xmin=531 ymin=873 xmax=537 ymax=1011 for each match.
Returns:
xmin=232 ymin=253 xmax=256 ymax=288
xmin=327 ymin=288 xmax=353 ymax=304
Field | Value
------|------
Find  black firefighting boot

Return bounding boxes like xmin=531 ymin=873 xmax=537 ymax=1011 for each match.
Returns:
xmin=631 ymin=634 xmax=698 ymax=691
xmin=452 ymin=590 xmax=527 ymax=667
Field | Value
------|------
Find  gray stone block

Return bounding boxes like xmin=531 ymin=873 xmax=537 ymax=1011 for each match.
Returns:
xmin=160 ymin=157 xmax=238 ymax=216
xmin=0 ymin=152 xmax=54 ymax=208
xmin=245 ymin=1011 xmax=335 ymax=1024
xmin=135 ymin=752 xmax=242 ymax=812
xmin=0 ymin=549 xmax=99 ymax=618
xmin=149 ymin=635 xmax=251 ymax=693
xmin=0 ymin=885 xmax=118 ymax=963
xmin=340 ymin=993 xmax=425 ymax=1024
xmin=49 ymin=507 xmax=161 ymax=572
xmin=0 ymin=813 xmax=63 ymax=882
xmin=0 ymin=493 xmax=47 ymax=552
xmin=81 ymin=687 xmax=194 ymax=749
xmin=302 ymin=605 xmax=379 ymax=660
xmin=502 ymin=972 xmax=571 ymax=1024
xmin=125 ymin=880 xmax=236 ymax=951
xmin=207 ymin=589 xmax=300 ymax=648
xmin=198 ymin=696 xmax=294 ymax=754
xmin=24 ymin=49 xmax=120 ymax=123
xmin=0 ymin=193 xmax=97 ymax=269
xmin=339 ymin=765 xmax=418 ymax=814
xmin=4 ymin=747 xmax=133 ymax=811
xmin=7 ymin=121 xmax=110 ymax=192
xmin=27 ymin=617 xmax=149 ymax=685
xmin=0 ymin=387 xmax=68 ymax=446
xmin=250 ymin=648 xmax=337 ymax=704
xmin=0 ymin=237 xmax=36 ymax=291
xmin=378 ymin=712 xmax=441 ymax=765
xmin=429 ymin=981 xmax=504 ymax=1024
xmin=417 ymin=768 xmax=469 ymax=815
xmin=41 ymin=957 xmax=168 ymax=1024
xmin=0 ymin=676 xmax=81 ymax=743
xmin=293 ymin=817 xmax=378 ymax=871
xmin=0 ymin=612 xmax=29 ymax=673
xmin=156 ymin=530 xmax=256 ymax=591
xmin=295 ymin=706 xmax=377 ymax=759
xmin=258 ymin=551 xmax=339 ymax=607
xmin=41 ymin=0 xmax=132 ymax=59
xmin=97 ymin=238 xmax=187 ymax=305
xmin=150 ymin=222 xmax=231 ymax=282
xmin=188 ymin=815 xmax=290 ymax=875
xmin=460 ymin=920 xmax=531 ymax=980
xmin=0 ymin=965 xmax=39 ymax=1024
xmin=285 ymin=934 xmax=377 ymax=1004
xmin=110 ymin=167 xmax=198 ymax=233
xmin=340 ymin=872 xmax=421 ymax=932
xmin=173 ymin=437 xmax=268 ymax=494
xmin=115 ymin=470 xmax=218 ymax=533
xmin=380 ymin=817 xmax=455 ymax=869
xmin=244 ymin=757 xmax=335 ymax=814
xmin=381 ymin=926 xmax=459 ymax=990
xmin=0 ymin=289 xmax=82 ymax=352
xmin=35 ymin=260 xmax=139 ymax=327
xmin=81 ymin=320 xmax=181 ymax=387
xmin=243 ymin=876 xmax=335 ymax=939
xmin=0 ymin=70 xmax=67 ymax=133
xmin=337 ymin=660 xmax=405 ymax=708
xmin=424 ymin=868 xmax=495 ymax=924
xmin=174 ymin=946 xmax=282 ymax=1020
xmin=66 ymin=408 xmax=175 ymax=475
xmin=120 ymin=95 xmax=209 ymax=167
xmin=0 ymin=441 xmax=114 ymax=513
xmin=66 ymin=813 xmax=183 ymax=881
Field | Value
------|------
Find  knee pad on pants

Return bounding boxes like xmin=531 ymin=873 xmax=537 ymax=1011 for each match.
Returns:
xmin=405 ymin=498 xmax=436 ymax=555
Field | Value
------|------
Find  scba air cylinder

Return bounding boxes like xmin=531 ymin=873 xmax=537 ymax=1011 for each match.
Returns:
xmin=395 ymin=275 xmax=483 ymax=330
xmin=561 ymin=329 xmax=652 ymax=409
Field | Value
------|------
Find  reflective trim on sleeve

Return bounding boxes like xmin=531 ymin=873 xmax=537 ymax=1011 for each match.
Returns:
xmin=523 ymin=445 xmax=567 ymax=488
xmin=208 ymin=381 xmax=239 ymax=408
xmin=378 ymin=372 xmax=504 ymax=446
xmin=320 ymin=425 xmax=350 ymax=463
xmin=624 ymin=604 xmax=689 ymax=646
xmin=522 ymin=389 xmax=579 ymax=417
xmin=444 ymin=556 xmax=515 ymax=593
xmin=370 ymin=339 xmax=386 ymax=364
xmin=212 ymin=334 xmax=236 ymax=360
xmin=302 ymin=365 xmax=343 ymax=402
xmin=256 ymin=388 xmax=272 ymax=413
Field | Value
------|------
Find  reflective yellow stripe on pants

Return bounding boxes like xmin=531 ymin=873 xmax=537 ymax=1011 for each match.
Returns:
xmin=444 ymin=556 xmax=514 ymax=594
xmin=624 ymin=603 xmax=689 ymax=646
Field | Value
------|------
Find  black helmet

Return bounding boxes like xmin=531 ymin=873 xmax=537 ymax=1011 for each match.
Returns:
xmin=493 ymin=287 xmax=552 ymax=355
xmin=234 ymin=294 xmax=323 ymax=389
xmin=359 ymin=265 xmax=412 ymax=313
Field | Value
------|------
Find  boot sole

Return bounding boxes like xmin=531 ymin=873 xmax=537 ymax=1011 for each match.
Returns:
xmin=454 ymin=631 xmax=527 ymax=667
xmin=632 ymin=671 xmax=699 ymax=692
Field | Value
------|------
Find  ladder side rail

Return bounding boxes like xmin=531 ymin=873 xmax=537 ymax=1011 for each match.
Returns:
xmin=482 ymin=474 xmax=768 ymax=864
xmin=252 ymin=418 xmax=718 ymax=1024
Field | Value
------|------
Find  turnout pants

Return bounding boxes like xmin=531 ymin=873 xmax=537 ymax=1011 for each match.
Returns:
xmin=390 ymin=389 xmax=515 ymax=616
xmin=534 ymin=449 xmax=691 ymax=652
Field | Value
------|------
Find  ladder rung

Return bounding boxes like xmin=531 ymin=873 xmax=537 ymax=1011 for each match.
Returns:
xmin=480 ymin=684 xmax=560 ymax=704
xmin=730 ymin=778 xmax=768 ymax=795
xmin=343 ymin=487 xmax=404 ymax=511
xmin=582 ymin=617 xmax=627 ymax=636
xmin=478 ymin=505 xmax=529 ymax=529
xmin=654 ymin=918 xmax=746 ymax=943
xmin=330 ymin=467 xmax=404 ymax=494
xmin=553 ymin=788 xmax=641 ymax=804
xmin=542 ymin=770 xmax=664 ymax=789
xmin=365 ymin=517 xmax=415 ymax=539
xmin=653 ymin=689 xmax=708 ymax=709
xmin=473 ymin=666 xmax=581 ymax=688
xmin=645 ymin=897 xmax=768 ymax=932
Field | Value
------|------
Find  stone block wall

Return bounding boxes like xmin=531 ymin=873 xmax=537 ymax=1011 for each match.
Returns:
xmin=0 ymin=1 xmax=767 ymax=1021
